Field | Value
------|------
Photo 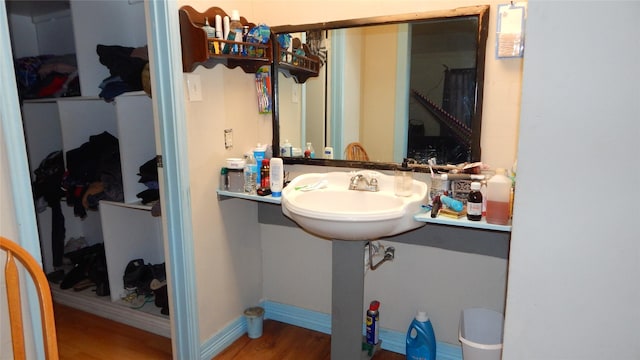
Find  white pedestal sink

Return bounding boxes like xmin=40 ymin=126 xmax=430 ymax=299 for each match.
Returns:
xmin=282 ymin=171 xmax=428 ymax=359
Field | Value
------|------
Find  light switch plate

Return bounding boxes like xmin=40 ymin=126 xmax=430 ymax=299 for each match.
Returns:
xmin=186 ymin=74 xmax=202 ymax=101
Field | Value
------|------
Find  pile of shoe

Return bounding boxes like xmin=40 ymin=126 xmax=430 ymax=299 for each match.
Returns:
xmin=58 ymin=243 xmax=110 ymax=296
xmin=122 ymin=258 xmax=168 ymax=315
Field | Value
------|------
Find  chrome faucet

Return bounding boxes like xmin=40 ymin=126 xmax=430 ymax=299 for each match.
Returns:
xmin=348 ymin=174 xmax=379 ymax=192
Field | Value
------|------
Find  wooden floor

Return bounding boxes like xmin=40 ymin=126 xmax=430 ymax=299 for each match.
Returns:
xmin=213 ymin=320 xmax=405 ymax=360
xmin=54 ymin=303 xmax=404 ymax=360
xmin=54 ymin=303 xmax=172 ymax=359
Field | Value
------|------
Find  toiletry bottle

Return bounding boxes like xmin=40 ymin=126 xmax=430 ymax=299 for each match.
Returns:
xmin=440 ymin=195 xmax=464 ymax=212
xmin=253 ymin=144 xmax=266 ymax=186
xmin=394 ymin=159 xmax=413 ymax=197
xmin=406 ymin=311 xmax=436 ymax=360
xmin=366 ymin=300 xmax=380 ymax=345
xmin=486 ymin=168 xmax=512 ymax=225
xmin=480 ymin=180 xmax=487 ymax=216
xmin=243 ymin=152 xmax=257 ymax=195
xmin=260 ymin=159 xmax=270 ymax=189
xmin=467 ymin=181 xmax=482 ymax=221
xmin=228 ymin=10 xmax=243 ymax=55
xmin=214 ymin=15 xmax=223 ymax=40
xmin=304 ymin=142 xmax=315 ymax=158
xmin=323 ymin=146 xmax=334 ymax=159
xmin=281 ymin=139 xmax=293 ymax=157
xmin=203 ymin=17 xmax=216 ymax=38
xmin=269 ymin=158 xmax=284 ymax=197
xmin=220 ymin=167 xmax=228 ymax=191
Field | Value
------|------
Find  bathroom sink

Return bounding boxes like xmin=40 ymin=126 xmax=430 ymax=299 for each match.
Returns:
xmin=281 ymin=171 xmax=428 ymax=240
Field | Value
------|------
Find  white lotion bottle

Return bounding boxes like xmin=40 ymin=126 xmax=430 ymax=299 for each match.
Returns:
xmin=270 ymin=157 xmax=284 ymax=198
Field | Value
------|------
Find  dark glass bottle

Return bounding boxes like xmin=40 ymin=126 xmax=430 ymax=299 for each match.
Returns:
xmin=260 ymin=159 xmax=270 ymax=189
xmin=467 ymin=181 xmax=483 ymax=221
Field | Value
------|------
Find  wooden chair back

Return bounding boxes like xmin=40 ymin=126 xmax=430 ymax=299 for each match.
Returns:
xmin=344 ymin=142 xmax=370 ymax=161
xmin=1 ymin=236 xmax=59 ymax=360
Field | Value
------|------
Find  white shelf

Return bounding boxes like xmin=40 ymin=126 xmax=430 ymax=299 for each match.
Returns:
xmin=414 ymin=211 xmax=512 ymax=232
xmin=217 ymin=190 xmax=282 ymax=204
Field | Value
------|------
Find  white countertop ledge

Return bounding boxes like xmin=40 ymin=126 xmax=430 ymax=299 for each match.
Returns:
xmin=414 ymin=211 xmax=512 ymax=232
xmin=217 ymin=190 xmax=511 ymax=232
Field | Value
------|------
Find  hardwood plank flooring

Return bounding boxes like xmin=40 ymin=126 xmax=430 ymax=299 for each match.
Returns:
xmin=54 ymin=303 xmax=404 ymax=359
xmin=213 ymin=320 xmax=405 ymax=360
xmin=54 ymin=303 xmax=172 ymax=359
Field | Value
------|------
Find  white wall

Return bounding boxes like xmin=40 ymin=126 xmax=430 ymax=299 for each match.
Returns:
xmin=503 ymin=1 xmax=640 ymax=359
xmin=7 ymin=13 xmax=38 ymax=58
xmin=179 ymin=62 xmax=272 ymax=341
xmin=180 ymin=0 xmax=523 ymax=347
xmin=70 ymin=0 xmax=147 ymax=97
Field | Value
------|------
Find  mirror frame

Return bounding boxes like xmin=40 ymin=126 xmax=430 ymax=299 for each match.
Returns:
xmin=271 ymin=5 xmax=490 ymax=171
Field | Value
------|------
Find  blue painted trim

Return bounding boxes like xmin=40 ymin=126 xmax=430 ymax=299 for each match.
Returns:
xmin=146 ymin=2 xmax=200 ymax=359
xmin=261 ymin=301 xmax=462 ymax=359
xmin=1 ymin=4 xmax=47 ymax=360
xmin=264 ymin=300 xmax=332 ymax=335
xmin=394 ymin=24 xmax=411 ymax=163
xmin=199 ymin=315 xmax=247 ymax=359
xmin=198 ymin=300 xmax=462 ymax=359
xmin=330 ymin=30 xmax=346 ymax=157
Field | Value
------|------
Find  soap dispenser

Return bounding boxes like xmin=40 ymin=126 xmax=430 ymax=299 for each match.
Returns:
xmin=395 ymin=159 xmax=413 ymax=197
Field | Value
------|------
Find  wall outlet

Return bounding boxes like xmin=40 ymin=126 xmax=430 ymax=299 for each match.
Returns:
xmin=224 ymin=129 xmax=233 ymax=149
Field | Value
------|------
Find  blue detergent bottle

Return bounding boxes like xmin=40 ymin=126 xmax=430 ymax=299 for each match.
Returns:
xmin=406 ymin=311 xmax=436 ymax=360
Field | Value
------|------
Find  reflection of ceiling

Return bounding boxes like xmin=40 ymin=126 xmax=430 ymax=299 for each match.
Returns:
xmin=411 ymin=17 xmax=477 ymax=54
xmin=5 ymin=0 xmax=70 ymax=18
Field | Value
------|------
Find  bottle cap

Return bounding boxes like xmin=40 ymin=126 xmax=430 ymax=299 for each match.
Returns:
xmin=470 ymin=181 xmax=481 ymax=190
xmin=398 ymin=158 xmax=412 ymax=172
xmin=262 ymin=159 xmax=269 ymax=166
xmin=369 ymin=300 xmax=380 ymax=311
xmin=231 ymin=10 xmax=240 ymax=21
xmin=416 ymin=311 xmax=429 ymax=322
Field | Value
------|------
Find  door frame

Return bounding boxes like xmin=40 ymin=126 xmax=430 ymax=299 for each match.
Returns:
xmin=0 ymin=1 xmax=199 ymax=359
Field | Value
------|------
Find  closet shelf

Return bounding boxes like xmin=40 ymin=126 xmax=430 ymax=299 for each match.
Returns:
xmin=178 ymin=6 xmax=273 ymax=73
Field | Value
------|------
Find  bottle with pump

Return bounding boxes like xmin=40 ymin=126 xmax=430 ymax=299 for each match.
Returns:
xmin=269 ymin=158 xmax=284 ymax=198
xmin=467 ymin=181 xmax=483 ymax=221
xmin=281 ymin=140 xmax=293 ymax=157
xmin=486 ymin=168 xmax=512 ymax=225
xmin=394 ymin=159 xmax=413 ymax=197
xmin=406 ymin=311 xmax=436 ymax=360
xmin=304 ymin=142 xmax=315 ymax=159
xmin=366 ymin=300 xmax=380 ymax=345
xmin=228 ymin=10 xmax=243 ymax=55
xmin=243 ymin=152 xmax=257 ymax=195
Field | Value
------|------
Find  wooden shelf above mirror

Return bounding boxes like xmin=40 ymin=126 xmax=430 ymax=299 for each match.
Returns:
xmin=178 ymin=6 xmax=273 ymax=73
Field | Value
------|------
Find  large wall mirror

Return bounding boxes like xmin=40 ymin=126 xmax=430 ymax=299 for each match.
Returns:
xmin=271 ymin=5 xmax=489 ymax=169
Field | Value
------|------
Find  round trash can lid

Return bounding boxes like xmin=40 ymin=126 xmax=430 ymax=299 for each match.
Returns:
xmin=244 ymin=306 xmax=264 ymax=317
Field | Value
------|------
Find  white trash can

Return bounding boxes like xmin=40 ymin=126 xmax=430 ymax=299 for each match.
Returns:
xmin=459 ymin=308 xmax=504 ymax=360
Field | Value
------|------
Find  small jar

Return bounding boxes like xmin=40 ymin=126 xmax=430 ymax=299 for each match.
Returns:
xmin=394 ymin=160 xmax=413 ymax=197
xmin=466 ymin=181 xmax=483 ymax=221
